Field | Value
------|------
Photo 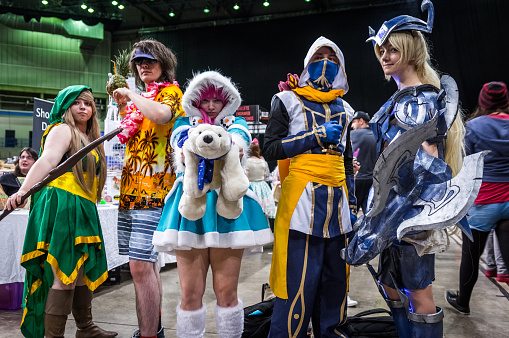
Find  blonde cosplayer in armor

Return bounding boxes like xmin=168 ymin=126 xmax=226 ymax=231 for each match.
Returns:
xmin=263 ymin=36 xmax=357 ymax=337
xmin=344 ymin=2 xmax=483 ymax=337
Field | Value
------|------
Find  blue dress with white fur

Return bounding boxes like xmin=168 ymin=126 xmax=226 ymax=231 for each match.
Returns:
xmin=152 ymin=116 xmax=273 ymax=253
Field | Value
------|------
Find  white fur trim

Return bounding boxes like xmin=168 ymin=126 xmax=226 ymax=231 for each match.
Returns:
xmin=229 ymin=123 xmax=251 ymax=144
xmin=298 ymin=36 xmax=349 ymax=93
xmin=172 ymin=147 xmax=185 ymax=174
xmin=170 ymin=124 xmax=191 ymax=175
xmin=152 ymin=228 xmax=274 ymax=254
xmin=230 ymin=132 xmax=249 ymax=168
xmin=182 ymin=71 xmax=242 ymax=123
xmin=176 ymin=303 xmax=206 ymax=338
xmin=214 ymin=299 xmax=244 ymax=338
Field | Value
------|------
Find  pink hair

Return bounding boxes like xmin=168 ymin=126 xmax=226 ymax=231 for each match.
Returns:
xmin=193 ymin=84 xmax=229 ymax=124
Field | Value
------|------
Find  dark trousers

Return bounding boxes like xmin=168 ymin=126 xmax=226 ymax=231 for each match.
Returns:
xmin=458 ymin=219 xmax=509 ymax=307
xmin=355 ymin=178 xmax=372 ymax=214
xmin=269 ymin=230 xmax=348 ymax=338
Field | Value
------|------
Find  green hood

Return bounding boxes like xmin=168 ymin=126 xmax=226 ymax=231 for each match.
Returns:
xmin=49 ymin=85 xmax=92 ymax=125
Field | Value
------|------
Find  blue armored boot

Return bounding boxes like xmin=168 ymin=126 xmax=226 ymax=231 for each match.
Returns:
xmin=387 ymin=299 xmax=411 ymax=338
xmin=407 ymin=307 xmax=444 ymax=338
xmin=387 ymin=274 xmax=443 ymax=338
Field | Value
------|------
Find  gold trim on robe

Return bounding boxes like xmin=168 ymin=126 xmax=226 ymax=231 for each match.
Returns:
xmin=269 ymin=154 xmax=347 ymax=299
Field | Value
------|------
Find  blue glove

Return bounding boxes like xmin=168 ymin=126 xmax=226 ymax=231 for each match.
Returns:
xmin=319 ymin=121 xmax=343 ymax=144
xmin=350 ymin=212 xmax=357 ymax=227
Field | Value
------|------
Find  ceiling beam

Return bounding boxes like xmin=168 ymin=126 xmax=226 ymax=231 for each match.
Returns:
xmin=215 ymin=0 xmax=236 ymax=17
xmin=124 ymin=0 xmax=168 ymax=25
xmin=119 ymin=0 xmax=406 ymax=37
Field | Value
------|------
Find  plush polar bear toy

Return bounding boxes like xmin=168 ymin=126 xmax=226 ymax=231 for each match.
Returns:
xmin=178 ymin=123 xmax=250 ymax=221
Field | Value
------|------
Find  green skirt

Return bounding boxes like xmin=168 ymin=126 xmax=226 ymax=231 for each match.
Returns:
xmin=20 ymin=186 xmax=108 ymax=338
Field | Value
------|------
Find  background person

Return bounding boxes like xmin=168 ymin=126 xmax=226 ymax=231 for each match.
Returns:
xmin=246 ymin=139 xmax=277 ymax=220
xmin=5 ymin=85 xmax=116 ymax=338
xmin=350 ymin=111 xmax=377 ymax=214
xmin=0 ymin=147 xmax=38 ymax=196
xmin=111 ymin=39 xmax=185 ymax=338
xmin=484 ymin=230 xmax=508 ymax=283
xmin=446 ymin=81 xmax=509 ymax=314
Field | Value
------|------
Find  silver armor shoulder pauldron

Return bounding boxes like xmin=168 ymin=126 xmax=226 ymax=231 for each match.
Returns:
xmin=393 ymin=84 xmax=439 ymax=130
xmin=370 ymin=75 xmax=459 ymax=152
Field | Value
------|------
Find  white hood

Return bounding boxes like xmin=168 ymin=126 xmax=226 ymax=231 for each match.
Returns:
xmin=298 ymin=36 xmax=349 ymax=93
xmin=182 ymin=71 xmax=242 ymax=124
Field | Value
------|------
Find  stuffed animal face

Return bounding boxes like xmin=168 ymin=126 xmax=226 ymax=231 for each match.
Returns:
xmin=185 ymin=124 xmax=232 ymax=159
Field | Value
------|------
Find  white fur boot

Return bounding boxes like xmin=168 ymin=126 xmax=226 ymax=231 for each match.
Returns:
xmin=176 ymin=303 xmax=207 ymax=338
xmin=214 ymin=299 xmax=244 ymax=338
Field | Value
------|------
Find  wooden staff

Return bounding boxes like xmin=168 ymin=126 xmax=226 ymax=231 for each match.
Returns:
xmin=0 ymin=127 xmax=123 ymax=221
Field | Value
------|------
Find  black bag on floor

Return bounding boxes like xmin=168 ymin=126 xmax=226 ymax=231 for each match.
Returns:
xmin=242 ymin=298 xmax=276 ymax=338
xmin=103 ymin=266 xmax=121 ymax=285
xmin=344 ymin=308 xmax=399 ymax=338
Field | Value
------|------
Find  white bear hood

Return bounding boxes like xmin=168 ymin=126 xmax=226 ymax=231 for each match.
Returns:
xmin=182 ymin=71 xmax=242 ymax=124
xmin=298 ymin=36 xmax=349 ymax=94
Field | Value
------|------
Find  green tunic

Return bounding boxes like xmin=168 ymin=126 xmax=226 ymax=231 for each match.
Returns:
xmin=20 ymin=125 xmax=107 ymax=338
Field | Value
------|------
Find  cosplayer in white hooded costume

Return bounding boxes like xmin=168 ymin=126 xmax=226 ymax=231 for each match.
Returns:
xmin=153 ymin=71 xmax=273 ymax=338
xmin=263 ymin=36 xmax=357 ymax=337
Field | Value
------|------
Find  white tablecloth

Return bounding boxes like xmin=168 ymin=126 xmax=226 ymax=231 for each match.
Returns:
xmin=0 ymin=205 xmax=175 ymax=285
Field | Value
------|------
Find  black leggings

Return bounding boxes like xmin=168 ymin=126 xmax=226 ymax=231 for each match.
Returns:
xmin=458 ymin=219 xmax=509 ymax=307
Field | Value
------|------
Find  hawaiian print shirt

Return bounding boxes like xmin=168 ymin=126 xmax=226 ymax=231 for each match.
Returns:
xmin=119 ymin=84 xmax=185 ymax=210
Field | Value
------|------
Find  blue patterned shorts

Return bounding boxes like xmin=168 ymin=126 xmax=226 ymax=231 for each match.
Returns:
xmin=118 ymin=207 xmax=162 ymax=262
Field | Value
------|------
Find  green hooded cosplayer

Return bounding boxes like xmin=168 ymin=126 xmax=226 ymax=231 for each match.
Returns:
xmin=20 ymin=85 xmax=109 ymax=338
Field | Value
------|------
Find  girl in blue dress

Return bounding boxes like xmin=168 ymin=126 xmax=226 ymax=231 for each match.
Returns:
xmin=153 ymin=71 xmax=273 ymax=338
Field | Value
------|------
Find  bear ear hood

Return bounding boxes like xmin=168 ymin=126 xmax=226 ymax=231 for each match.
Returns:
xmin=182 ymin=71 xmax=242 ymax=123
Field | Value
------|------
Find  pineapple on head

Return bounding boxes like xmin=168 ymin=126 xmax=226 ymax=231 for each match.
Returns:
xmin=106 ymin=49 xmax=130 ymax=96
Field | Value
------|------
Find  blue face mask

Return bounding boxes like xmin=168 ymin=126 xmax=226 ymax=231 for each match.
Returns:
xmin=307 ymin=59 xmax=339 ymax=90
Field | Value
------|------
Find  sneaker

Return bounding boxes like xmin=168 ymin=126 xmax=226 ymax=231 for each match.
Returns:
xmin=496 ymin=274 xmax=509 ymax=283
xmin=307 ymin=321 xmax=313 ymax=336
xmin=132 ymin=327 xmax=165 ymax=338
xmin=347 ymin=295 xmax=358 ymax=307
xmin=262 ymin=282 xmax=275 ymax=302
xmin=445 ymin=291 xmax=470 ymax=315
xmin=485 ymin=268 xmax=497 ymax=278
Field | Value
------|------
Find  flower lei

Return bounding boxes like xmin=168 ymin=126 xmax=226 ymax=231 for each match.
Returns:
xmin=117 ymin=80 xmax=180 ymax=144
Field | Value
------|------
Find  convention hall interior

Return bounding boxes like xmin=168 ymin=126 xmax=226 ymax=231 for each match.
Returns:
xmin=1 ymin=0 xmax=508 ymax=337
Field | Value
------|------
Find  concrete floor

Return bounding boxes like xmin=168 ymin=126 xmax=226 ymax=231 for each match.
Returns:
xmin=1 ymin=233 xmax=508 ymax=338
